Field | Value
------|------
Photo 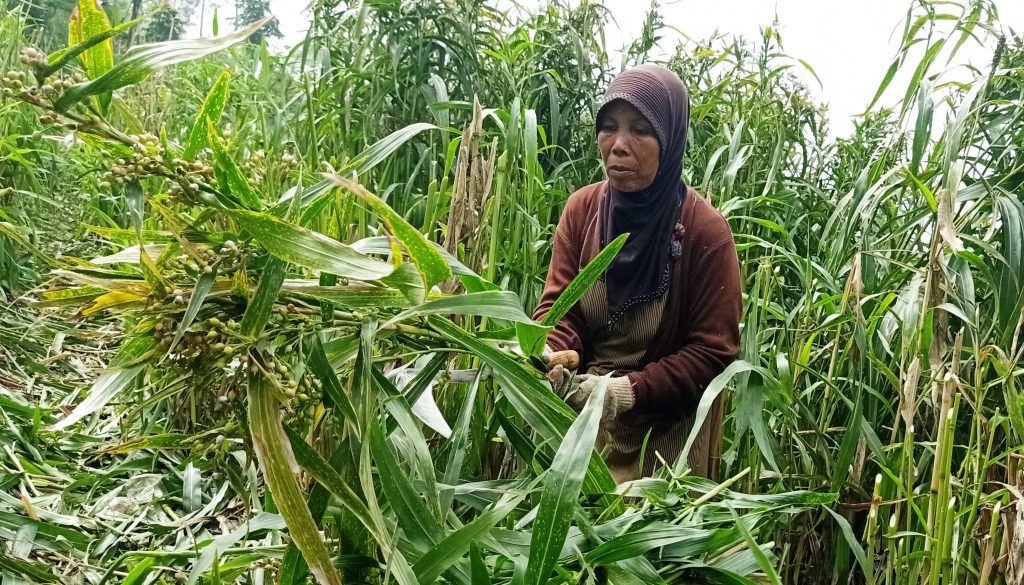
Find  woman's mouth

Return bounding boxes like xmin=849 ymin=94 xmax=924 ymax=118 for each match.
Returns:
xmin=606 ymin=165 xmax=634 ymax=176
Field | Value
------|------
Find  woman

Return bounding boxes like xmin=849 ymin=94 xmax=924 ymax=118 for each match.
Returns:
xmin=534 ymin=64 xmax=742 ymax=483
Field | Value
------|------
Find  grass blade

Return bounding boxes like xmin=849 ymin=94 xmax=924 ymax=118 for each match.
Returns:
xmin=327 ymin=175 xmax=451 ymax=289
xmin=56 ymin=17 xmax=272 ymax=110
xmin=184 ymin=70 xmax=230 ymax=159
xmin=523 ymin=378 xmax=607 ymax=585
xmin=247 ymin=372 xmax=341 ymax=585
xmin=229 ymin=209 xmax=393 ymax=282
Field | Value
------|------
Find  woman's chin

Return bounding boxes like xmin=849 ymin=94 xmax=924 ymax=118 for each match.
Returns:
xmin=607 ymin=176 xmax=653 ymax=193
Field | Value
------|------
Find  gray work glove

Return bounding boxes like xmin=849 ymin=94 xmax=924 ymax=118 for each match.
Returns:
xmin=546 ymin=368 xmax=635 ymax=431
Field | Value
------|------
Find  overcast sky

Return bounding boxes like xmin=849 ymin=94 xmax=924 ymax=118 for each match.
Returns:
xmin=200 ymin=0 xmax=1022 ymax=137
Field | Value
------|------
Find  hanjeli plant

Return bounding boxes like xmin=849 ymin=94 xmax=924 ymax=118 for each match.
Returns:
xmin=0 ymin=0 xmax=1022 ymax=583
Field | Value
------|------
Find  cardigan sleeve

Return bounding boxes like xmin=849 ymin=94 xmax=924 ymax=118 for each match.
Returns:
xmin=626 ymin=232 xmax=742 ymax=414
xmin=532 ymin=197 xmax=588 ymax=354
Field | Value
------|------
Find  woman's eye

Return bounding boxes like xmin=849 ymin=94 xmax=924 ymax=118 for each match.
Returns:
xmin=634 ymin=126 xmax=653 ymax=136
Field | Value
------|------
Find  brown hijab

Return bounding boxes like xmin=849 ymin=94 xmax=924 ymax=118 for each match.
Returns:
xmin=597 ymin=64 xmax=690 ymax=324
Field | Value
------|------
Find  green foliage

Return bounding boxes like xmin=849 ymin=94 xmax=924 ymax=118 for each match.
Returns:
xmin=0 ymin=1 xmax=1022 ymax=584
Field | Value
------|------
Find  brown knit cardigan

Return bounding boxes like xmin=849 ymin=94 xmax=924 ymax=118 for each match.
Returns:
xmin=533 ymin=180 xmax=742 ymax=480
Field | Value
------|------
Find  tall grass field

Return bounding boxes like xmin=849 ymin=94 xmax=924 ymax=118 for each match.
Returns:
xmin=0 ymin=0 xmax=1022 ymax=583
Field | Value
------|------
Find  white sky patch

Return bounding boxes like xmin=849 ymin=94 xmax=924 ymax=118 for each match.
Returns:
xmin=195 ymin=0 xmax=1022 ymax=137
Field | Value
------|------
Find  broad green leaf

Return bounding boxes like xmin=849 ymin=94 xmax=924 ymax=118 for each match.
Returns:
xmin=49 ymin=366 xmax=142 ymax=431
xmin=440 ymin=372 xmax=480 ymax=511
xmin=56 ymin=17 xmax=272 ymax=111
xmin=120 ymin=557 xmax=154 ymax=581
xmin=528 ymin=233 xmax=627 ymax=355
xmin=825 ymin=507 xmax=871 ymax=577
xmin=540 ymin=233 xmax=627 ymax=328
xmin=367 ymin=421 xmax=443 ymax=551
xmin=470 ymin=544 xmax=490 ymax=585
xmin=168 ymin=269 xmax=216 ymax=352
xmin=184 ymin=70 xmax=231 ymax=159
xmin=46 ymin=18 xmax=140 ymax=76
xmin=383 ymin=290 xmax=537 ymax=328
xmin=380 ymin=261 xmax=426 ymax=305
xmin=283 ymin=283 xmax=411 ymax=309
xmin=247 ymin=372 xmax=341 ymax=585
xmin=729 ymin=506 xmax=781 ymax=585
xmin=412 ymin=489 xmax=527 ymax=584
xmin=306 ymin=337 xmax=359 ymax=425
xmin=229 ymin=209 xmax=393 ymax=282
xmin=428 ymin=316 xmax=572 ymax=441
xmin=0 ymin=553 xmax=60 ymax=583
xmin=327 ymin=175 xmax=450 ymax=289
xmin=282 ymin=425 xmax=385 ymax=544
xmin=341 ymin=123 xmax=439 ymax=176
xmin=523 ymin=378 xmax=607 ymax=585
xmin=183 ymin=462 xmax=201 ymax=513
xmin=209 ymin=120 xmax=261 ymax=209
xmin=67 ymin=0 xmax=113 ymax=110
xmin=677 ymin=360 xmax=759 ymax=472
xmin=428 ymin=316 xmax=615 ymax=494
xmin=585 ymin=524 xmax=710 ymax=566
xmin=185 ymin=512 xmax=286 ymax=585
xmin=239 ymin=256 xmax=286 ymax=338
xmin=279 ymin=449 xmax=346 ymax=585
xmin=0 ymin=512 xmax=90 ymax=551
xmin=353 ymin=235 xmax=476 ymax=277
xmin=901 ymin=39 xmax=945 ymax=116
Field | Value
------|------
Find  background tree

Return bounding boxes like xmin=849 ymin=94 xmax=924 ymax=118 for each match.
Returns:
xmin=232 ymin=0 xmax=279 ymax=44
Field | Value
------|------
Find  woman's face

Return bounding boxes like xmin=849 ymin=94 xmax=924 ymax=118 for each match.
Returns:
xmin=597 ymin=100 xmax=660 ymax=192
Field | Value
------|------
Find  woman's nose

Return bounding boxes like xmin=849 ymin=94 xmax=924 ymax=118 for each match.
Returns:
xmin=610 ymin=131 xmax=630 ymax=156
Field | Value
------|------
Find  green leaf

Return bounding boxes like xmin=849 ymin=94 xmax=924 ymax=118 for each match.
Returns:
xmin=67 ymin=0 xmax=113 ymax=110
xmin=367 ymin=421 xmax=443 ymax=551
xmin=279 ymin=449 xmax=346 ymax=585
xmin=49 ymin=366 xmax=142 ymax=431
xmin=729 ymin=506 xmax=781 ymax=585
xmin=282 ymin=425 xmax=386 ymax=545
xmin=678 ymin=360 xmax=760 ymax=472
xmin=46 ymin=17 xmax=140 ymax=77
xmin=168 ymin=269 xmax=216 ymax=353
xmin=247 ymin=372 xmax=342 ymax=585
xmin=341 ymin=123 xmax=439 ymax=176
xmin=306 ymin=337 xmax=359 ymax=425
xmin=412 ymin=489 xmax=527 ymax=584
xmin=0 ymin=512 xmax=90 ymax=551
xmin=440 ymin=372 xmax=481 ymax=512
xmin=901 ymin=39 xmax=945 ymax=116
xmin=383 ymin=290 xmax=537 ymax=327
xmin=327 ymin=175 xmax=450 ymax=289
xmin=122 ymin=556 xmax=155 ymax=585
xmin=184 ymin=70 xmax=230 ymax=159
xmin=825 ymin=507 xmax=871 ymax=577
xmin=229 ymin=209 xmax=393 ymax=282
xmin=209 ymin=120 xmax=261 ymax=209
xmin=470 ymin=544 xmax=490 ymax=585
xmin=540 ymin=233 xmax=628 ymax=327
xmin=428 ymin=316 xmax=615 ymax=494
xmin=238 ymin=256 xmax=286 ymax=338
xmin=183 ymin=461 xmax=201 ymax=513
xmin=56 ymin=17 xmax=272 ymax=111
xmin=0 ymin=552 xmax=60 ymax=583
xmin=523 ymin=378 xmax=607 ymax=585
xmin=284 ymin=283 xmax=411 ymax=309
xmin=585 ymin=524 xmax=710 ymax=566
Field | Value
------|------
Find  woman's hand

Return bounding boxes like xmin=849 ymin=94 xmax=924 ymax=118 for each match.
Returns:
xmin=547 ymin=369 xmax=635 ymax=431
xmin=541 ymin=346 xmax=580 ymax=370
